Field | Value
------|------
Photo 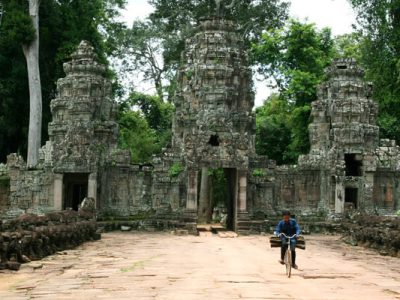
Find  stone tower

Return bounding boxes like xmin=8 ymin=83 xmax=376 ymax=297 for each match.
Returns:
xmin=299 ymin=58 xmax=400 ymax=213
xmin=48 ymin=41 xmax=118 ymax=210
xmin=48 ymin=41 xmax=118 ymax=173
xmin=172 ymin=17 xmax=255 ymax=227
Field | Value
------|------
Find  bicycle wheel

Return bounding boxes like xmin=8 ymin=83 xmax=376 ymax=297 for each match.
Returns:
xmin=284 ymin=248 xmax=292 ymax=278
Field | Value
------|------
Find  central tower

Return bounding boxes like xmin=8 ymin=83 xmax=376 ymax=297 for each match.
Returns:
xmin=172 ymin=17 xmax=255 ymax=228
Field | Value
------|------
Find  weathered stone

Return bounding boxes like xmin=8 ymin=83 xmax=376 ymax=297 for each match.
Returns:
xmin=1 ymin=17 xmax=399 ymax=235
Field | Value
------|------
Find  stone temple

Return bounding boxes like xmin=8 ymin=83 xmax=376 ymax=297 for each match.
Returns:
xmin=0 ymin=17 xmax=399 ymax=232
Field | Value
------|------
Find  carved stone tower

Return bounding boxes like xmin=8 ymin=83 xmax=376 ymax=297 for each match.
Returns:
xmin=48 ymin=41 xmax=118 ymax=210
xmin=299 ymin=59 xmax=400 ymax=214
xmin=172 ymin=17 xmax=256 ymax=228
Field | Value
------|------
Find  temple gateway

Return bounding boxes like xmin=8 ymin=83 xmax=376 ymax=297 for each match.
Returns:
xmin=0 ymin=17 xmax=399 ymax=233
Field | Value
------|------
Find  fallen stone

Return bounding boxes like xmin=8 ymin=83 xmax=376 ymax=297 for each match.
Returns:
xmin=6 ymin=261 xmax=21 ymax=271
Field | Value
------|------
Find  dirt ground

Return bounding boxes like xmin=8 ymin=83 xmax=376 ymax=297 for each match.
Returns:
xmin=0 ymin=232 xmax=399 ymax=300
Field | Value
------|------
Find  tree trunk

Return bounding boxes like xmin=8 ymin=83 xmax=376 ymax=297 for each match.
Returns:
xmin=23 ymin=0 xmax=42 ymax=168
xmin=198 ymin=167 xmax=210 ymax=223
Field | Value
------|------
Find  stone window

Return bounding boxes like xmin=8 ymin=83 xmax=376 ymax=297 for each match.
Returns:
xmin=345 ymin=154 xmax=362 ymax=176
xmin=208 ymin=135 xmax=220 ymax=146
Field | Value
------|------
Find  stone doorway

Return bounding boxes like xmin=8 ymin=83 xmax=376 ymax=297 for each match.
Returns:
xmin=197 ymin=168 xmax=238 ymax=231
xmin=63 ymin=173 xmax=89 ymax=210
xmin=345 ymin=187 xmax=358 ymax=210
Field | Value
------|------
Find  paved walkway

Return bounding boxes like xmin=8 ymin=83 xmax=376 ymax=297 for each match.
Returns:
xmin=0 ymin=232 xmax=399 ymax=300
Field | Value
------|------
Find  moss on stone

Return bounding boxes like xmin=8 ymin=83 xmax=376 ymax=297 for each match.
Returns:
xmin=0 ymin=175 xmax=10 ymax=188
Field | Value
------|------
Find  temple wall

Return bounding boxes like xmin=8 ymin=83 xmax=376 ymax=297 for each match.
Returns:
xmin=373 ymin=170 xmax=400 ymax=214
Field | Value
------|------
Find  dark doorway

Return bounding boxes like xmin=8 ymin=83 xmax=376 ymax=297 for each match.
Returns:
xmin=224 ymin=168 xmax=237 ymax=231
xmin=203 ymin=168 xmax=237 ymax=231
xmin=63 ymin=173 xmax=89 ymax=210
xmin=345 ymin=154 xmax=362 ymax=176
xmin=345 ymin=187 xmax=358 ymax=209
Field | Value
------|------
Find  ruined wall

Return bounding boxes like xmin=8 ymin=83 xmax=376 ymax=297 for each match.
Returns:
xmin=0 ymin=211 xmax=100 ymax=271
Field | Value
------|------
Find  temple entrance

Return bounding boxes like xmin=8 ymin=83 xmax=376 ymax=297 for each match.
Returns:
xmin=197 ymin=168 xmax=238 ymax=231
xmin=63 ymin=173 xmax=89 ymax=211
xmin=345 ymin=187 xmax=358 ymax=210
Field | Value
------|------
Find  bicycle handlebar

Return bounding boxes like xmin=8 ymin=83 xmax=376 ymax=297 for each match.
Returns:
xmin=278 ymin=233 xmax=298 ymax=238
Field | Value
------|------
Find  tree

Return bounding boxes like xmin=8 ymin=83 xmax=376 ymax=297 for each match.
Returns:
xmin=23 ymin=0 xmax=42 ymax=168
xmin=0 ymin=0 xmax=127 ymax=163
xmin=252 ymin=20 xmax=335 ymax=163
xmin=117 ymin=108 xmax=159 ymax=163
xmin=255 ymin=94 xmax=291 ymax=164
xmin=118 ymin=21 xmax=172 ymax=100
xmin=349 ymin=0 xmax=400 ymax=143
xmin=128 ymin=92 xmax=173 ymax=152
xmin=119 ymin=0 xmax=289 ymax=100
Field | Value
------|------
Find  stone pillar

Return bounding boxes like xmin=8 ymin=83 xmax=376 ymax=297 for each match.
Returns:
xmin=186 ymin=170 xmax=198 ymax=211
xmin=53 ymin=173 xmax=63 ymax=210
xmin=88 ymin=172 xmax=97 ymax=208
xmin=238 ymin=172 xmax=247 ymax=212
xmin=198 ymin=167 xmax=210 ymax=222
xmin=335 ymin=180 xmax=344 ymax=214
xmin=363 ymin=172 xmax=375 ymax=212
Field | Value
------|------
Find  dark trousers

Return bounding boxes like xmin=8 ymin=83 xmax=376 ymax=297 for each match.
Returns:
xmin=281 ymin=242 xmax=296 ymax=265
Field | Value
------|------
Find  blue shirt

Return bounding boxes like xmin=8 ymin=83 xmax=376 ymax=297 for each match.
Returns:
xmin=275 ymin=218 xmax=301 ymax=237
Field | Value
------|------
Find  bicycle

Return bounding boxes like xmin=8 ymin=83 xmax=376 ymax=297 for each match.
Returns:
xmin=278 ymin=233 xmax=298 ymax=278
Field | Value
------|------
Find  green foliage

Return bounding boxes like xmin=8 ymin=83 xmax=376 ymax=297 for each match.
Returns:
xmin=252 ymin=169 xmax=265 ymax=177
xmin=208 ymin=168 xmax=228 ymax=208
xmin=0 ymin=175 xmax=10 ymax=188
xmin=120 ymin=0 xmax=289 ymax=99
xmin=396 ymin=210 xmax=400 ymax=217
xmin=334 ymin=33 xmax=362 ymax=60
xmin=169 ymin=162 xmax=183 ymax=177
xmin=253 ymin=20 xmax=335 ymax=164
xmin=118 ymin=20 xmax=169 ymax=100
xmin=0 ymin=0 xmax=127 ymax=163
xmin=116 ymin=91 xmax=173 ymax=163
xmin=255 ymin=94 xmax=292 ymax=164
xmin=117 ymin=109 xmax=158 ymax=163
xmin=128 ymin=92 xmax=173 ymax=153
xmin=349 ymin=0 xmax=400 ymax=144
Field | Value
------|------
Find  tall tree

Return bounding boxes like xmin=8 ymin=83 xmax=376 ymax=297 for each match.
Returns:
xmin=349 ymin=0 xmax=400 ymax=143
xmin=0 ymin=0 xmax=126 ymax=163
xmin=23 ymin=0 xmax=42 ymax=168
xmin=252 ymin=20 xmax=335 ymax=163
xmin=119 ymin=21 xmax=170 ymax=100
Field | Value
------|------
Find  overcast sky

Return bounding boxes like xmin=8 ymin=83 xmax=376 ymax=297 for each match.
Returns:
xmin=120 ymin=0 xmax=356 ymax=105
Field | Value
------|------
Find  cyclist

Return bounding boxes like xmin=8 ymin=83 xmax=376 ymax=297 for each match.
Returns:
xmin=275 ymin=210 xmax=301 ymax=269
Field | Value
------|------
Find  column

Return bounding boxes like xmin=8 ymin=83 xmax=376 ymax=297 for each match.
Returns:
xmin=53 ymin=173 xmax=63 ymax=210
xmin=186 ymin=170 xmax=198 ymax=211
xmin=335 ymin=180 xmax=344 ymax=214
xmin=88 ymin=172 xmax=97 ymax=208
xmin=238 ymin=171 xmax=247 ymax=212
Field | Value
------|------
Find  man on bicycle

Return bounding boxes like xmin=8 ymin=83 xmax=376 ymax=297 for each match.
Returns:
xmin=275 ymin=210 xmax=301 ymax=269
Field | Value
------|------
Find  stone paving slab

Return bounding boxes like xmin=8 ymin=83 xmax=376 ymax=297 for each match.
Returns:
xmin=0 ymin=232 xmax=399 ymax=300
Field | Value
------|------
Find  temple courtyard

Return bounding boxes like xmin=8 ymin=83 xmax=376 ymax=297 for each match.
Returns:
xmin=0 ymin=232 xmax=399 ymax=300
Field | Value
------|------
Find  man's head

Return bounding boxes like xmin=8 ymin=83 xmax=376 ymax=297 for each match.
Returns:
xmin=282 ymin=210 xmax=290 ymax=223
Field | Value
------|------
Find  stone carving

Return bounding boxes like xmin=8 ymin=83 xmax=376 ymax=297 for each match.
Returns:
xmin=2 ymin=19 xmax=399 ymax=234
